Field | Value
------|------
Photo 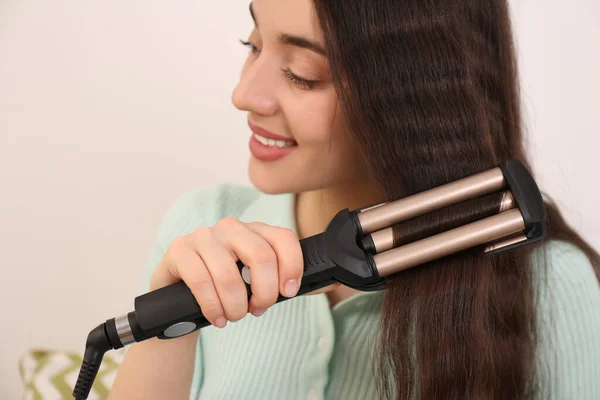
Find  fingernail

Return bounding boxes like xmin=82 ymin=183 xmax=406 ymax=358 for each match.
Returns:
xmin=215 ymin=316 xmax=227 ymax=328
xmin=284 ymin=279 xmax=298 ymax=297
xmin=251 ymin=307 xmax=267 ymax=317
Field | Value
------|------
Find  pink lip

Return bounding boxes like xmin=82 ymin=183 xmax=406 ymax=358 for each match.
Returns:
xmin=248 ymin=121 xmax=295 ymax=142
xmin=248 ymin=122 xmax=298 ymax=162
xmin=249 ymin=135 xmax=297 ymax=162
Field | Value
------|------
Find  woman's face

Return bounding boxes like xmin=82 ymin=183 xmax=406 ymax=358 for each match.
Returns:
xmin=231 ymin=0 xmax=364 ymax=194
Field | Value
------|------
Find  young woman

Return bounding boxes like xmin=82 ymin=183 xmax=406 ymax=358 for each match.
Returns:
xmin=109 ymin=0 xmax=600 ymax=399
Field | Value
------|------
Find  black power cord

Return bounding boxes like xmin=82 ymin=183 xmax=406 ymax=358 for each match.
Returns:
xmin=73 ymin=323 xmax=114 ymax=400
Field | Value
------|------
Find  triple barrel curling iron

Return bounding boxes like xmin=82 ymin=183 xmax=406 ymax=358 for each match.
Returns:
xmin=73 ymin=158 xmax=546 ymax=399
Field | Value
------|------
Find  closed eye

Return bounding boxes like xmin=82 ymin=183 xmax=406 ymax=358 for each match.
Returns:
xmin=281 ymin=68 xmax=318 ymax=90
xmin=239 ymin=39 xmax=319 ymax=90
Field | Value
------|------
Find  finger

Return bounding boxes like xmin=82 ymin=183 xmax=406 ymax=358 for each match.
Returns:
xmin=211 ymin=218 xmax=279 ymax=314
xmin=246 ymin=222 xmax=304 ymax=300
xmin=191 ymin=226 xmax=249 ymax=322
xmin=167 ymin=237 xmax=228 ymax=329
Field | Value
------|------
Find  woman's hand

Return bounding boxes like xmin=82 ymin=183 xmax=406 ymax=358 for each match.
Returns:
xmin=150 ymin=217 xmax=308 ymax=328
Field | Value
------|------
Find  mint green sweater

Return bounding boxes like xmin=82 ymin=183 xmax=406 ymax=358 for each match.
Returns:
xmin=142 ymin=183 xmax=600 ymax=400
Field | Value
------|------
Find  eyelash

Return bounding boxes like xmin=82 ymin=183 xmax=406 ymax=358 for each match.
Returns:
xmin=239 ymin=39 xmax=318 ymax=90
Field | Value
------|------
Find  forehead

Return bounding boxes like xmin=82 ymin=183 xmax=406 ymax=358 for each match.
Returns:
xmin=251 ymin=0 xmax=324 ymax=42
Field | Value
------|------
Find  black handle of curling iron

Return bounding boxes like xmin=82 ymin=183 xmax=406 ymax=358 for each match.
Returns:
xmin=129 ymin=209 xmax=383 ymax=343
xmin=133 ymin=237 xmax=336 ymax=341
xmin=73 ymin=208 xmax=383 ymax=400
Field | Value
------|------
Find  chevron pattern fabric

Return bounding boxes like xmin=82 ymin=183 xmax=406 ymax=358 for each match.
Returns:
xmin=19 ymin=348 xmax=126 ymax=399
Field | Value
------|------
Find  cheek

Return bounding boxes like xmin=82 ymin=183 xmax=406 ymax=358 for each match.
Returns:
xmin=289 ymin=93 xmax=345 ymax=146
xmin=288 ymin=95 xmax=361 ymax=176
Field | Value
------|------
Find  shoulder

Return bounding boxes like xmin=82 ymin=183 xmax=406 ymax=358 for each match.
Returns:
xmin=532 ymin=239 xmax=600 ymax=396
xmin=168 ymin=182 xmax=261 ymax=224
xmin=154 ymin=182 xmax=262 ymax=249
xmin=532 ymin=239 xmax=600 ymax=317
xmin=532 ymin=239 xmax=599 ymax=290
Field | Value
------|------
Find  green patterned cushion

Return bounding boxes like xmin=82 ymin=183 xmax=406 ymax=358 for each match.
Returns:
xmin=19 ymin=348 xmax=125 ymax=399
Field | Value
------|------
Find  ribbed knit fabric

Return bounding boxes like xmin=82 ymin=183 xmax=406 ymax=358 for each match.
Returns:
xmin=142 ymin=183 xmax=600 ymax=400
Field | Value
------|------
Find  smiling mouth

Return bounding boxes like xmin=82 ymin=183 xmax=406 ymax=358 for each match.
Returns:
xmin=252 ymin=132 xmax=297 ymax=148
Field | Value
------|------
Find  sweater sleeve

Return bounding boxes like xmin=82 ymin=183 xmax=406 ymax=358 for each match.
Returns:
xmin=534 ymin=240 xmax=600 ymax=399
xmin=139 ymin=182 xmax=261 ymax=399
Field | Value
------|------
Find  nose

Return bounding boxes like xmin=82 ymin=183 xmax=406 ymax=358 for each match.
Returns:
xmin=231 ymin=56 xmax=279 ymax=116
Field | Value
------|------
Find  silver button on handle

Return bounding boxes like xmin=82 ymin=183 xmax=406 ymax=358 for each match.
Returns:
xmin=164 ymin=321 xmax=197 ymax=338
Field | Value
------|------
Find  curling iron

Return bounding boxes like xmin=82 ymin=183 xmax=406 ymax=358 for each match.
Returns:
xmin=72 ymin=158 xmax=546 ymax=399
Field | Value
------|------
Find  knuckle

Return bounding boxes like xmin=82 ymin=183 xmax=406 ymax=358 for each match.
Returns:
xmin=248 ymin=221 xmax=268 ymax=230
xmin=251 ymin=243 xmax=277 ymax=267
xmin=219 ymin=271 xmax=243 ymax=293
xmin=276 ymin=228 xmax=301 ymax=254
xmin=199 ymin=300 xmax=223 ymax=318
xmin=279 ymin=227 xmax=298 ymax=242
xmin=167 ymin=236 xmax=189 ymax=254
xmin=216 ymin=217 xmax=240 ymax=230
xmin=191 ymin=226 xmax=211 ymax=242
xmin=186 ymin=274 xmax=212 ymax=295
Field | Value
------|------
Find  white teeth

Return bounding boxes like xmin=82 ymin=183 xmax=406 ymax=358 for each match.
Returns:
xmin=254 ymin=133 xmax=296 ymax=148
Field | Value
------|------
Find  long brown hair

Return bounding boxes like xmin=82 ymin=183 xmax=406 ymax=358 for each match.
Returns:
xmin=312 ymin=0 xmax=600 ymax=399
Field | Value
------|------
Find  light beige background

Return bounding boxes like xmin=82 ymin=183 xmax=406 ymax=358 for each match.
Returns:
xmin=1 ymin=1 xmax=598 ymax=398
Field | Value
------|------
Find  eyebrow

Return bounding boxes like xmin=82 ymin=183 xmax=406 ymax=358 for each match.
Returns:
xmin=249 ymin=2 xmax=326 ymax=57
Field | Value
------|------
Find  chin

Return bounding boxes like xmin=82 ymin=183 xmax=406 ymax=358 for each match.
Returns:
xmin=247 ymin=157 xmax=295 ymax=194
xmin=247 ymin=156 xmax=335 ymax=195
